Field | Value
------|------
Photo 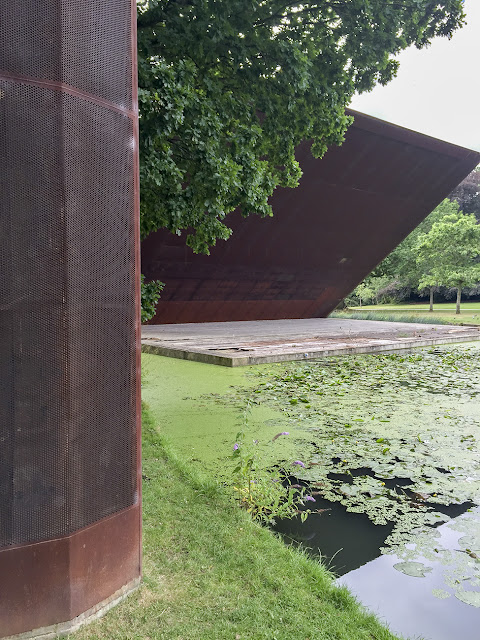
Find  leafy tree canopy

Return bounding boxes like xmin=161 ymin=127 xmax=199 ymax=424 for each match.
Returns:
xmin=416 ymin=212 xmax=480 ymax=313
xmin=349 ymin=199 xmax=476 ymax=308
xmin=449 ymin=165 xmax=480 ymax=221
xmin=140 ymin=275 xmax=164 ymax=323
xmin=371 ymin=198 xmax=461 ymax=288
xmin=137 ymin=0 xmax=465 ymax=253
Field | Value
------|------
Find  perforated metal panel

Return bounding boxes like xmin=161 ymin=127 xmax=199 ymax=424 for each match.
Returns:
xmin=0 ymin=1 xmax=139 ymax=548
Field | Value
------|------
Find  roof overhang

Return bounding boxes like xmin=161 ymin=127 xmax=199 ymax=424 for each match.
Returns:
xmin=142 ymin=109 xmax=480 ymax=324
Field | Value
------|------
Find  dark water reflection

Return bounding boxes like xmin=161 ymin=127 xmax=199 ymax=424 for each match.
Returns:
xmin=274 ymin=504 xmax=480 ymax=639
xmin=337 ymin=507 xmax=480 ymax=640
xmin=337 ymin=553 xmax=480 ymax=640
xmin=273 ymin=496 xmax=394 ymax=575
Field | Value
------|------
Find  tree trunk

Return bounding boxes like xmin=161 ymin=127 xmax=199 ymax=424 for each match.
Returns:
xmin=456 ymin=287 xmax=461 ymax=315
xmin=429 ymin=287 xmax=434 ymax=312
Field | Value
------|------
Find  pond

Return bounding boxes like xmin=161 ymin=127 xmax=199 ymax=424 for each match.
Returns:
xmin=142 ymin=342 xmax=480 ymax=640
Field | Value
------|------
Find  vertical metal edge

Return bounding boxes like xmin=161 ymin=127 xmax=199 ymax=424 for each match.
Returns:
xmin=131 ymin=0 xmax=143 ymax=578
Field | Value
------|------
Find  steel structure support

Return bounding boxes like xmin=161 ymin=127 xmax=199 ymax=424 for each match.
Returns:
xmin=0 ymin=2 xmax=141 ymax=636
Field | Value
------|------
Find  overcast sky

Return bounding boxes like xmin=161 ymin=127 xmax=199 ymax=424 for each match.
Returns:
xmin=349 ymin=0 xmax=480 ymax=152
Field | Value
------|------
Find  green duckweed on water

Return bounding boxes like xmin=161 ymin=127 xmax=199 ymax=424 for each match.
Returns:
xmin=142 ymin=342 xmax=480 ymax=605
xmin=141 ymin=353 xmax=305 ymax=473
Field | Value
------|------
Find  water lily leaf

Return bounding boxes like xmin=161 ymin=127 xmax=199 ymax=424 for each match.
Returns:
xmin=455 ymin=590 xmax=480 ymax=608
xmin=393 ymin=561 xmax=433 ymax=577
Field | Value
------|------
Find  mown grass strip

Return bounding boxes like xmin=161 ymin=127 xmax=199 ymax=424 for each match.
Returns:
xmin=330 ymin=311 xmax=451 ymax=325
xmin=71 ymin=404 xmax=400 ymax=640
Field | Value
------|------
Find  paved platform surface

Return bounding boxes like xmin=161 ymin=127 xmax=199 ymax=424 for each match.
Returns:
xmin=141 ymin=318 xmax=480 ymax=366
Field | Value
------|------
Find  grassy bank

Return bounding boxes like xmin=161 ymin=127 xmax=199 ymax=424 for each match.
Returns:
xmin=72 ymin=404 xmax=400 ymax=640
xmin=331 ymin=302 xmax=480 ymax=326
xmin=329 ymin=310 xmax=451 ymax=324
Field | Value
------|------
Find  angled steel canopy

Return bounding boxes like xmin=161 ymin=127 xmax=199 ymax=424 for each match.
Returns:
xmin=142 ymin=109 xmax=480 ymax=324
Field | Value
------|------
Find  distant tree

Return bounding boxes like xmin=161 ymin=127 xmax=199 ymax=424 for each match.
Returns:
xmin=368 ymin=199 xmax=460 ymax=304
xmin=449 ymin=166 xmax=480 ymax=221
xmin=351 ymin=281 xmax=375 ymax=308
xmin=416 ymin=213 xmax=480 ymax=314
xmin=348 ymin=275 xmax=392 ymax=307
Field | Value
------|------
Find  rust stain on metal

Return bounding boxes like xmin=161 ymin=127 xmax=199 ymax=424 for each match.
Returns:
xmin=142 ymin=109 xmax=480 ymax=324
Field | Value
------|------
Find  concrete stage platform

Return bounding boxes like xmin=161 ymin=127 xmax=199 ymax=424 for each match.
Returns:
xmin=141 ymin=318 xmax=480 ymax=367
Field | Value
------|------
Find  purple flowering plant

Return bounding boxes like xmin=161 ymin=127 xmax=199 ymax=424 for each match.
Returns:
xmin=230 ymin=407 xmax=313 ymax=524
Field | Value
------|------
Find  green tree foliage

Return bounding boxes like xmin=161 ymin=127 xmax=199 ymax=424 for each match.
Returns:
xmin=416 ymin=213 xmax=480 ymax=314
xmin=372 ymin=199 xmax=459 ymax=291
xmin=449 ymin=165 xmax=480 ymax=222
xmin=141 ymin=275 xmax=164 ymax=323
xmin=137 ymin=0 xmax=465 ymax=253
xmin=347 ymin=275 xmax=391 ymax=307
xmin=354 ymin=199 xmax=460 ymax=307
xmin=368 ymin=199 xmax=462 ymax=303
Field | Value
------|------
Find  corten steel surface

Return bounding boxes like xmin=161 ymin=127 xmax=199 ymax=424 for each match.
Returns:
xmin=0 ymin=1 xmax=141 ymax=637
xmin=142 ymin=110 xmax=480 ymax=324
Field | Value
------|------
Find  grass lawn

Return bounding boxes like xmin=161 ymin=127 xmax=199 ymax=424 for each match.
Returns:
xmin=71 ymin=404 xmax=400 ymax=640
xmin=332 ymin=302 xmax=480 ymax=326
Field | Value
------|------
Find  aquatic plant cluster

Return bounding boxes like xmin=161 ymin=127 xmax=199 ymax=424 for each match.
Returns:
xmin=231 ymin=345 xmax=480 ymax=551
xmin=230 ymin=402 xmax=315 ymax=524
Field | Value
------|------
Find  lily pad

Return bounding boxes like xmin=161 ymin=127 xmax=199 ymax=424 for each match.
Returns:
xmin=454 ymin=590 xmax=480 ymax=608
xmin=432 ymin=588 xmax=451 ymax=600
xmin=458 ymin=535 xmax=480 ymax=552
xmin=393 ymin=561 xmax=433 ymax=578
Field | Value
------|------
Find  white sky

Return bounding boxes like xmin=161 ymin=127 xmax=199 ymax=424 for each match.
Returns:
xmin=349 ymin=0 xmax=480 ymax=152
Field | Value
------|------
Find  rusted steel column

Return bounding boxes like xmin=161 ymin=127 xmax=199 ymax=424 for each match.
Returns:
xmin=0 ymin=2 xmax=141 ymax=637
